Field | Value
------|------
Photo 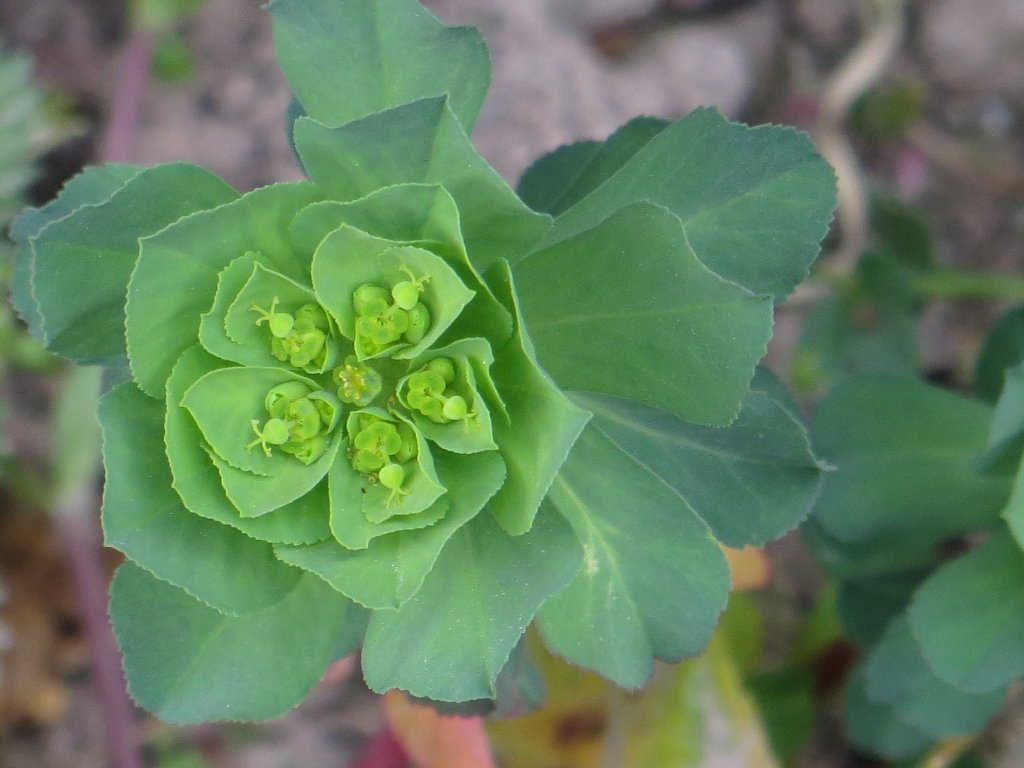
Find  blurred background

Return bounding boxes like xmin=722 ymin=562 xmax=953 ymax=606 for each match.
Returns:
xmin=0 ymin=0 xmax=1022 ymax=766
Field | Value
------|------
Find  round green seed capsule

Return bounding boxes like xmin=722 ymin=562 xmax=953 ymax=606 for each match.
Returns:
xmin=426 ymin=357 xmax=456 ymax=384
xmin=391 ymin=281 xmax=420 ymax=311
xmin=403 ymin=304 xmax=430 ymax=344
xmin=251 ymin=297 xmax=295 ymax=339
xmin=378 ymin=462 xmax=405 ymax=490
xmin=442 ymin=395 xmax=469 ymax=421
xmin=353 ymin=284 xmax=390 ymax=316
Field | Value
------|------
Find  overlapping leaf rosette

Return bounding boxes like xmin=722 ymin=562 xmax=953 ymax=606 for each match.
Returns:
xmin=10 ymin=0 xmax=835 ymax=721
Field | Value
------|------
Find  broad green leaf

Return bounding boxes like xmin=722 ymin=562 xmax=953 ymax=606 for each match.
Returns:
xmin=28 ymin=163 xmax=235 ymax=365
xmin=843 ymin=665 xmax=933 ymax=761
xmin=361 ymin=508 xmax=582 ymax=701
xmin=311 ymin=227 xmax=474 ymax=359
xmin=11 ymin=163 xmax=142 ymax=338
xmin=197 ymin=253 xmax=271 ymax=367
xmin=516 ymin=140 xmax=601 ymax=216
xmin=292 ymin=98 xmax=550 ymax=271
xmin=291 ymin=184 xmax=513 ymax=347
xmin=864 ymin=616 xmax=1006 ymax=737
xmin=223 ymin=263 xmax=317 ymax=345
xmin=485 ymin=261 xmax=591 ymax=535
xmin=211 ymin=439 xmax=341 ymax=518
xmin=908 ymin=530 xmax=1024 ymax=693
xmin=514 ymin=202 xmax=773 ymax=426
xmin=398 ymin=338 xmax=499 ymax=454
xmin=127 ymin=182 xmax=322 ymax=397
xmin=182 ymin=365 xmax=322 ymax=477
xmin=110 ymin=563 xmax=349 ymax=722
xmin=269 ymin=0 xmax=489 ymax=132
xmin=10 ymin=163 xmax=143 ymax=242
xmin=328 ymin=454 xmax=448 ymax=550
xmin=538 ymin=107 xmax=836 ymax=297
xmin=276 ymin=450 xmax=505 ymax=610
xmin=813 ymin=376 xmax=1010 ymax=543
xmin=358 ymin=411 xmax=447 ymax=523
xmin=836 ymin=570 xmax=930 ymax=648
xmin=290 ymin=184 xmax=466 ymax=258
xmin=977 ymin=362 xmax=1024 ymax=474
xmin=538 ymin=424 xmax=731 ymax=687
xmin=802 ymin=519 xmax=942 ymax=582
xmin=516 ymin=117 xmax=668 ymax=217
xmin=100 ymin=382 xmax=303 ymax=614
xmin=1004 ymin=458 xmax=1024 ymax=549
xmin=165 ymin=346 xmax=331 ymax=545
xmin=975 ymin=305 xmax=1024 ymax=402
xmin=789 ymin=296 xmax=919 ymax=396
xmin=569 ymin=373 xmax=822 ymax=548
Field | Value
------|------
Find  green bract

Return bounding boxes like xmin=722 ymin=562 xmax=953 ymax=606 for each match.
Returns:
xmin=11 ymin=0 xmax=835 ymax=721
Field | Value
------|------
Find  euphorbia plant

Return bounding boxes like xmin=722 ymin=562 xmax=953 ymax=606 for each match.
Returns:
xmin=11 ymin=0 xmax=835 ymax=721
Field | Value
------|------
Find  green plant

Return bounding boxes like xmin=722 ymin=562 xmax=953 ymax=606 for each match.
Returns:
xmin=809 ymin=305 xmax=1024 ymax=759
xmin=11 ymin=0 xmax=835 ymax=721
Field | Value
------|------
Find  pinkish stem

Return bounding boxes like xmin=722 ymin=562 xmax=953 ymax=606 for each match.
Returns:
xmin=55 ymin=24 xmax=158 ymax=768
xmin=58 ymin=511 xmax=143 ymax=768
xmin=100 ymin=30 xmax=155 ymax=163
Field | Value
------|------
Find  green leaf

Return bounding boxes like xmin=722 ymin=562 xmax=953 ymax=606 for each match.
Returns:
xmin=310 ymin=227 xmax=474 ymax=359
xmin=110 ymin=563 xmax=350 ymax=722
xmin=569 ymin=372 xmax=822 ymax=548
xmin=27 ymin=163 xmax=236 ymax=365
xmin=537 ymin=107 xmax=836 ymax=297
xmin=221 ymin=263 xmax=329 ymax=366
xmin=843 ymin=664 xmax=933 ymax=761
xmin=908 ymin=530 xmax=1024 ymax=693
xmin=836 ymin=570 xmax=930 ymax=648
xmin=398 ymin=338 xmax=499 ymax=454
xmin=275 ymin=450 xmax=505 ymax=610
xmin=165 ymin=346 xmax=331 ymax=545
xmin=813 ymin=376 xmax=1010 ymax=543
xmin=328 ymin=454 xmax=448 ymax=550
xmin=269 ymin=0 xmax=490 ymax=132
xmin=291 ymin=184 xmax=513 ymax=347
xmin=100 ymin=382 xmax=303 ymax=614
xmin=977 ymin=362 xmax=1024 ymax=475
xmin=292 ymin=98 xmax=550 ymax=272
xmin=211 ymin=440 xmax=341 ymax=518
xmin=789 ymin=295 xmax=919 ymax=396
xmin=290 ymin=183 xmax=466 ymax=257
xmin=51 ymin=366 xmax=103 ymax=511
xmin=127 ymin=182 xmax=322 ymax=397
xmin=197 ymin=253 xmax=270 ymax=367
xmin=975 ymin=305 xmax=1024 ymax=402
xmin=11 ymin=163 xmax=143 ymax=242
xmin=864 ymin=616 xmax=1006 ymax=737
xmin=361 ymin=508 xmax=581 ymax=701
xmin=358 ymin=411 xmax=447 ymax=524
xmin=514 ymin=202 xmax=773 ymax=426
xmin=538 ymin=424 xmax=731 ymax=688
xmin=516 ymin=117 xmax=668 ymax=217
xmin=181 ymin=365 xmax=322 ymax=477
xmin=1004 ymin=458 xmax=1024 ymax=549
xmin=11 ymin=163 xmax=142 ymax=338
xmin=485 ymin=261 xmax=591 ymax=535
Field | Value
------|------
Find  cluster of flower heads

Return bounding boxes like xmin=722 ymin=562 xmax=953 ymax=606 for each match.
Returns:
xmin=244 ymin=262 xmax=488 ymax=507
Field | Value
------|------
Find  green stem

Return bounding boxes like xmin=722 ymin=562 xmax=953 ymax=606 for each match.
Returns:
xmin=911 ymin=269 xmax=1024 ymax=302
